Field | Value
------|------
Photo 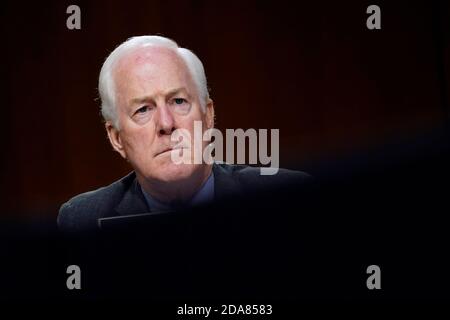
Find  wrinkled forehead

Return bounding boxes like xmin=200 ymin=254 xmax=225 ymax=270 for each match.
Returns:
xmin=114 ymin=46 xmax=189 ymax=84
xmin=117 ymin=46 xmax=181 ymax=68
xmin=111 ymin=46 xmax=198 ymax=108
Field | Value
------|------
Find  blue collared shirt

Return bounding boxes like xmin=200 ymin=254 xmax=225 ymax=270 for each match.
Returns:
xmin=140 ymin=172 xmax=215 ymax=212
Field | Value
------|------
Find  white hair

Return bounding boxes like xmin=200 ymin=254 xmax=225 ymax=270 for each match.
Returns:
xmin=98 ymin=35 xmax=209 ymax=129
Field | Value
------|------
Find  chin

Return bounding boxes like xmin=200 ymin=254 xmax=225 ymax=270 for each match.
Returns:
xmin=151 ymin=161 xmax=198 ymax=183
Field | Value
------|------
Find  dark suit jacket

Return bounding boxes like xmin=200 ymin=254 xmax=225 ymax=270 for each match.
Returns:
xmin=57 ymin=163 xmax=311 ymax=232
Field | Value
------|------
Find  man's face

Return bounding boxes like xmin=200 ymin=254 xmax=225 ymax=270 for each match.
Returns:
xmin=108 ymin=46 xmax=213 ymax=184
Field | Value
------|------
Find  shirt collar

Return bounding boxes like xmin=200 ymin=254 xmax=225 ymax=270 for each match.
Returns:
xmin=140 ymin=171 xmax=215 ymax=212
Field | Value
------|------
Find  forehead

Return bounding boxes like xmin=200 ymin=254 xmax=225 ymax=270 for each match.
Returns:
xmin=113 ymin=46 xmax=194 ymax=97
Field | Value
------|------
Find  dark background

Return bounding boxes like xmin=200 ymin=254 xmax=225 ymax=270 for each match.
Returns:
xmin=1 ymin=0 xmax=449 ymax=219
xmin=1 ymin=0 xmax=450 ymax=306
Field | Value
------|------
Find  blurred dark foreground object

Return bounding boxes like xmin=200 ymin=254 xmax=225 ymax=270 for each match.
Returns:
xmin=1 ymin=129 xmax=450 ymax=302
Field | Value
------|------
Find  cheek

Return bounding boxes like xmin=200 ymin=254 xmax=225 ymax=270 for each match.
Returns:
xmin=122 ymin=127 xmax=156 ymax=157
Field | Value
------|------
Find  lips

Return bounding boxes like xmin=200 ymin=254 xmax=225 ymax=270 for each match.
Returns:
xmin=156 ymin=147 xmax=173 ymax=156
xmin=156 ymin=146 xmax=184 ymax=156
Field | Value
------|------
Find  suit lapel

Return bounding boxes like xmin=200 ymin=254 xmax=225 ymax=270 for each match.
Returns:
xmin=114 ymin=175 xmax=150 ymax=216
xmin=213 ymin=163 xmax=242 ymax=201
xmin=113 ymin=164 xmax=239 ymax=217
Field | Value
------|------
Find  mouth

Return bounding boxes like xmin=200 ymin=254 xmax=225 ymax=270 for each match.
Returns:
xmin=156 ymin=146 xmax=184 ymax=157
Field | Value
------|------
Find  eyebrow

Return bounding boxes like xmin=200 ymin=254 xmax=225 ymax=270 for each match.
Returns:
xmin=130 ymin=87 xmax=190 ymax=105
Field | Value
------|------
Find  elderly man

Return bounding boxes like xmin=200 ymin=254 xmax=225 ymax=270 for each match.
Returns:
xmin=58 ymin=35 xmax=311 ymax=232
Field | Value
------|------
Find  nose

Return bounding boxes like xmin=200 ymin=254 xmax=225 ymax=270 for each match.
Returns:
xmin=155 ymin=104 xmax=176 ymax=135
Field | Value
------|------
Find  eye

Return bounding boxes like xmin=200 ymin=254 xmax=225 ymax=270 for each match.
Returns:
xmin=135 ymin=106 xmax=150 ymax=114
xmin=173 ymin=98 xmax=187 ymax=105
xmin=168 ymin=97 xmax=191 ymax=115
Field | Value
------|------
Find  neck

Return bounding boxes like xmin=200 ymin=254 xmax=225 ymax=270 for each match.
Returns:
xmin=138 ymin=164 xmax=213 ymax=205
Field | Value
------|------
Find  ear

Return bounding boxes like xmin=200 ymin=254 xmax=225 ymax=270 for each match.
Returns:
xmin=205 ymin=98 xmax=215 ymax=129
xmin=105 ymin=122 xmax=127 ymax=159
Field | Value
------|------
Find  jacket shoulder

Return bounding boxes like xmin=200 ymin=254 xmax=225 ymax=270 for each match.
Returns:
xmin=57 ymin=172 xmax=136 ymax=233
xmin=214 ymin=162 xmax=312 ymax=191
